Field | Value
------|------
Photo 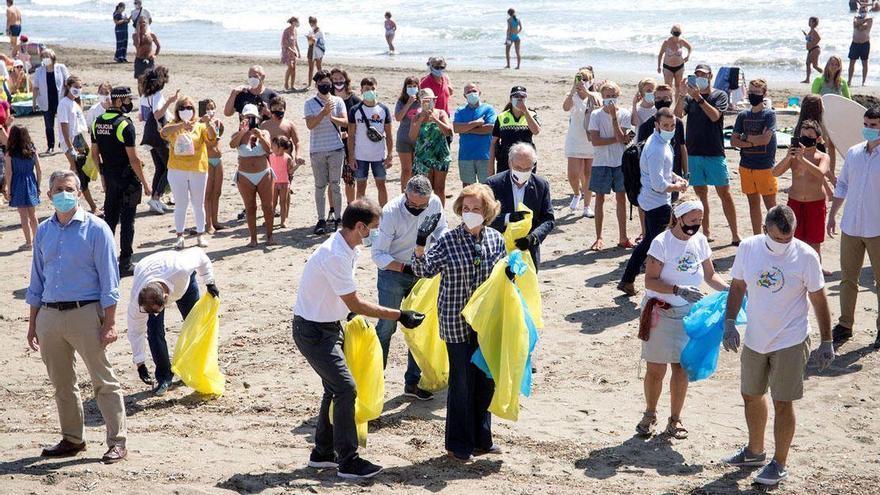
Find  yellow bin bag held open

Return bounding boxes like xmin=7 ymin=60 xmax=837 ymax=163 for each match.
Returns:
xmin=170 ymin=294 xmax=225 ymax=396
xmin=502 ymin=204 xmax=544 ymax=329
xmin=338 ymin=316 xmax=385 ymax=447
xmin=461 ymin=258 xmax=530 ymax=421
xmin=400 ymin=275 xmax=448 ymax=391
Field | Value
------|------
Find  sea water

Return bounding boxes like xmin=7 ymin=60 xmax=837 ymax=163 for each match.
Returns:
xmin=18 ymin=0 xmax=872 ymax=83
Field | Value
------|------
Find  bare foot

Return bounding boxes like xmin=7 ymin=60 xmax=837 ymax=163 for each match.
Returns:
xmin=590 ymin=238 xmax=604 ymax=251
xmin=206 ymin=227 xmax=215 ymax=235
xmin=822 ymin=269 xmax=833 ymax=277
xmin=247 ymin=239 xmax=258 ymax=248
xmin=617 ymin=239 xmax=635 ymax=249
xmin=265 ymin=238 xmax=276 ymax=246
xmin=800 ymin=79 xmax=810 ymax=84
xmin=279 ymin=222 xmax=286 ymax=228
xmin=213 ymin=224 xmax=226 ymax=231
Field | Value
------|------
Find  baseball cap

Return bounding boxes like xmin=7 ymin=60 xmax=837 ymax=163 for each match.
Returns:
xmin=510 ymin=85 xmax=527 ymax=96
xmin=694 ymin=63 xmax=712 ymax=74
xmin=241 ymin=104 xmax=260 ymax=117
xmin=418 ymin=88 xmax=437 ymax=100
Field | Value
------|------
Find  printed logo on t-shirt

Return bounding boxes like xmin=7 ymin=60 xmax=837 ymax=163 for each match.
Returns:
xmin=675 ymin=251 xmax=699 ymax=273
xmin=757 ymin=266 xmax=785 ymax=293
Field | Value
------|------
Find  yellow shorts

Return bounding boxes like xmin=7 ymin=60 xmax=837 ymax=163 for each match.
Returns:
xmin=739 ymin=167 xmax=778 ymax=196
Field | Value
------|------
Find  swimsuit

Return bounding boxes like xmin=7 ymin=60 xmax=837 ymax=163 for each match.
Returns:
xmin=9 ymin=24 xmax=21 ymax=37
xmin=236 ymin=142 xmax=271 ymax=185
xmin=509 ymin=18 xmax=520 ymax=42
xmin=663 ymin=43 xmax=684 ymax=73
xmin=663 ymin=63 xmax=684 ymax=74
xmin=208 ymin=157 xmax=221 ymax=167
xmin=236 ymin=168 xmax=273 ymax=186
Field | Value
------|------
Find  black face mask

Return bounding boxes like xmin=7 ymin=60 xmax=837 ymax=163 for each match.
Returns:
xmin=272 ymin=110 xmax=285 ymax=119
xmin=799 ymin=135 xmax=817 ymax=148
xmin=405 ymin=204 xmax=427 ymax=217
xmin=748 ymin=93 xmax=765 ymax=106
xmin=120 ymin=101 xmax=134 ymax=113
xmin=671 ymin=31 xmax=681 ymax=36
xmin=317 ymin=83 xmax=332 ymax=95
xmin=654 ymin=100 xmax=672 ymax=110
xmin=681 ymin=223 xmax=701 ymax=236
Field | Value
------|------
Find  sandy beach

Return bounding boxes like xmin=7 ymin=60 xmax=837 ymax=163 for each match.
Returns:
xmin=1 ymin=44 xmax=880 ymax=494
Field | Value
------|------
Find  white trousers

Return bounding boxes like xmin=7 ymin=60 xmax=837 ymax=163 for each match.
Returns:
xmin=166 ymin=168 xmax=208 ymax=234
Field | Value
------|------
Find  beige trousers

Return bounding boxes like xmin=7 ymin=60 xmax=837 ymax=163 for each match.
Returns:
xmin=36 ymin=303 xmax=127 ymax=447
xmin=838 ymin=233 xmax=880 ymax=331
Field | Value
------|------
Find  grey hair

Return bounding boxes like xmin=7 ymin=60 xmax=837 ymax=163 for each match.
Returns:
xmin=49 ymin=170 xmax=80 ymax=191
xmin=405 ymin=175 xmax=433 ymax=197
xmin=249 ymin=65 xmax=265 ymax=76
xmin=137 ymin=281 xmax=165 ymax=308
xmin=508 ymin=142 xmax=537 ymax=164
xmin=765 ymin=205 xmax=796 ymax=234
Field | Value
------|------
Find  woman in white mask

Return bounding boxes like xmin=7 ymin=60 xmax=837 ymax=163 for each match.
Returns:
xmin=56 ymin=75 xmax=97 ymax=213
xmin=410 ymin=183 xmax=508 ymax=461
xmin=160 ymin=96 xmax=217 ymax=249
xmin=32 ymin=48 xmax=69 ymax=154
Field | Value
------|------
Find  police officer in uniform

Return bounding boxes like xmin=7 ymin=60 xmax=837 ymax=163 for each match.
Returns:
xmin=90 ymin=86 xmax=151 ymax=275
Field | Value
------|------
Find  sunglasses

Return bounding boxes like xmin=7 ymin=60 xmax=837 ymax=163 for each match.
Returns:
xmin=432 ymin=66 xmax=446 ymax=71
xmin=179 ymin=106 xmax=194 ymax=111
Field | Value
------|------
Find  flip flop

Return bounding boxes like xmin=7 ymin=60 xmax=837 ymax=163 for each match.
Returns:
xmin=617 ymin=239 xmax=635 ymax=249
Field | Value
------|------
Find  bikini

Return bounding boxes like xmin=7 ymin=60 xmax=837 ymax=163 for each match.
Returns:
xmin=663 ymin=44 xmax=685 ymax=74
xmin=236 ymin=142 xmax=274 ymax=185
xmin=208 ymin=157 xmax=221 ymax=167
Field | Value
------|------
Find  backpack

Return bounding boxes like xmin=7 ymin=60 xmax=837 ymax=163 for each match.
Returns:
xmin=621 ymin=140 xmax=645 ymax=210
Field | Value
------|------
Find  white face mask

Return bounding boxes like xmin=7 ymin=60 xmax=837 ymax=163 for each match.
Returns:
xmin=99 ymin=94 xmax=111 ymax=104
xmin=248 ymin=77 xmax=261 ymax=89
xmin=179 ymin=109 xmax=194 ymax=122
xmin=70 ymin=87 xmax=82 ymax=98
xmin=511 ymin=169 xmax=532 ymax=184
xmin=42 ymin=58 xmax=52 ymax=66
xmin=765 ymin=236 xmax=791 ymax=255
xmin=462 ymin=212 xmax=484 ymax=229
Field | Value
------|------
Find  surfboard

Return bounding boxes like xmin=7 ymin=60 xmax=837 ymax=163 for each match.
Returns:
xmin=822 ymin=93 xmax=867 ymax=157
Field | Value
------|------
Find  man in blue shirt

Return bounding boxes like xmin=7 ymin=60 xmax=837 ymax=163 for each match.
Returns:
xmin=26 ymin=170 xmax=128 ymax=464
xmin=453 ymin=83 xmax=497 ymax=186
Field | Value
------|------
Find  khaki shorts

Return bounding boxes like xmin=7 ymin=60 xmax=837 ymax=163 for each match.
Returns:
xmin=741 ymin=337 xmax=810 ymax=401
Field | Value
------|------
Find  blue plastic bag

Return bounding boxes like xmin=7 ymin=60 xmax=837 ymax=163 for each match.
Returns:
xmin=680 ymin=291 xmax=747 ymax=382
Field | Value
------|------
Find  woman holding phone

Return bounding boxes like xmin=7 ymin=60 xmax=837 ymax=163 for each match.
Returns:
xmin=230 ymin=103 xmax=274 ymax=247
xmin=409 ymin=87 xmax=453 ymax=204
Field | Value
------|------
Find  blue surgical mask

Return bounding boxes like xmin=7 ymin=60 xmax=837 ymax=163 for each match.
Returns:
xmin=659 ymin=129 xmax=675 ymax=142
xmin=466 ymin=92 xmax=480 ymax=106
xmin=644 ymin=92 xmax=655 ymax=104
xmin=863 ymin=127 xmax=880 ymax=142
xmin=52 ymin=191 xmax=78 ymax=213
xmin=602 ymin=98 xmax=617 ymax=107
xmin=406 ymin=86 xmax=418 ymax=97
xmin=362 ymin=90 xmax=377 ymax=102
xmin=511 ymin=97 xmax=522 ymax=107
xmin=696 ymin=77 xmax=709 ymax=90
xmin=430 ymin=67 xmax=444 ymax=77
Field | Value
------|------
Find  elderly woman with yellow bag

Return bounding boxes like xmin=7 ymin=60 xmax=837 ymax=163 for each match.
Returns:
xmin=411 ymin=183 xmax=509 ymax=461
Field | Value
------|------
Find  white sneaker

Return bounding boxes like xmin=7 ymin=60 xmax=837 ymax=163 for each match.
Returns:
xmin=160 ymin=200 xmax=174 ymax=212
xmin=584 ymin=206 xmax=595 ymax=218
xmin=148 ymin=199 xmax=164 ymax=214
xmin=173 ymin=236 xmax=185 ymax=250
xmin=569 ymin=194 xmax=581 ymax=212
xmin=196 ymin=234 xmax=208 ymax=248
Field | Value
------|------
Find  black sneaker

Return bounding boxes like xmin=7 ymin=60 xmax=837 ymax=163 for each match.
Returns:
xmin=313 ymin=219 xmax=327 ymax=235
xmin=832 ymin=324 xmax=853 ymax=346
xmin=873 ymin=328 xmax=880 ymax=350
xmin=337 ymin=456 xmax=383 ymax=480
xmin=403 ymin=384 xmax=434 ymax=401
xmin=153 ymin=380 xmax=172 ymax=396
xmin=307 ymin=449 xmax=338 ymax=469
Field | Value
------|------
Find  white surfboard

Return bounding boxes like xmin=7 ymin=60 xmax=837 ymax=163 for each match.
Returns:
xmin=822 ymin=93 xmax=867 ymax=157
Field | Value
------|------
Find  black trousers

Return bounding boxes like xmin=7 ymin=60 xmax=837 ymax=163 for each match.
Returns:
xmin=445 ymin=332 xmax=494 ymax=457
xmin=149 ymin=144 xmax=169 ymax=197
xmin=147 ymin=272 xmax=199 ymax=384
xmin=622 ymin=204 xmax=671 ymax=284
xmin=103 ymin=178 xmax=142 ymax=267
xmin=114 ymin=28 xmax=128 ymax=61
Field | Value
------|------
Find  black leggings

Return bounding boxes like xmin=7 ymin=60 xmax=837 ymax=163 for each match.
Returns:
xmin=149 ymin=143 xmax=169 ymax=197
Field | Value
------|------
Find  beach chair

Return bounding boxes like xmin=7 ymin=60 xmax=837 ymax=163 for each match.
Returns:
xmin=714 ymin=66 xmax=747 ymax=110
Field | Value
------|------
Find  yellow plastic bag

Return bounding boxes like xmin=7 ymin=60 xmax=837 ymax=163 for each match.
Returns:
xmin=339 ymin=316 xmax=385 ymax=447
xmin=502 ymin=204 xmax=544 ymax=329
xmin=82 ymin=154 xmax=99 ymax=181
xmin=170 ymin=294 xmax=225 ymax=396
xmin=462 ymin=258 xmax=531 ymax=421
xmin=400 ymin=275 xmax=448 ymax=391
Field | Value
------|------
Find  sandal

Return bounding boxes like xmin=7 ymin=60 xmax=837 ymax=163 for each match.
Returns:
xmin=664 ymin=417 xmax=689 ymax=439
xmin=617 ymin=239 xmax=635 ymax=249
xmin=636 ymin=411 xmax=657 ymax=437
xmin=634 ymin=234 xmax=644 ymax=245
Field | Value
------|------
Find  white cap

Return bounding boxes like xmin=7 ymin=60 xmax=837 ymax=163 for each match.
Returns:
xmin=241 ymin=104 xmax=259 ymax=117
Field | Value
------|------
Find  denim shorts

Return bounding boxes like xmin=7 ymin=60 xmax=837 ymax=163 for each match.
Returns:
xmin=589 ymin=166 xmax=625 ymax=194
xmin=355 ymin=160 xmax=387 ymax=180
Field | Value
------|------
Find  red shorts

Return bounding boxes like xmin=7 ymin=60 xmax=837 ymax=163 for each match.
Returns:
xmin=788 ymin=198 xmax=826 ymax=244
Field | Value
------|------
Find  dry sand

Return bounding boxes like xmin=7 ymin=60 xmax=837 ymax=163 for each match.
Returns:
xmin=1 ymin=45 xmax=879 ymax=495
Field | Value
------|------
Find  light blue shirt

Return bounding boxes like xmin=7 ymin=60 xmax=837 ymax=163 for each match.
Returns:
xmin=637 ymin=131 xmax=674 ymax=212
xmin=27 ymin=208 xmax=121 ymax=309
xmin=372 ymin=193 xmax=447 ymax=269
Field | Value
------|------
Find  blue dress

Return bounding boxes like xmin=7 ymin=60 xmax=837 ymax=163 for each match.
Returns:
xmin=9 ymin=154 xmax=40 ymax=207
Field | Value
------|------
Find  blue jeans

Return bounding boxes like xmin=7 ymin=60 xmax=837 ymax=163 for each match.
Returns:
xmin=375 ymin=269 xmax=421 ymax=387
xmin=147 ymin=272 xmax=200 ymax=384
xmin=445 ymin=333 xmax=494 ymax=457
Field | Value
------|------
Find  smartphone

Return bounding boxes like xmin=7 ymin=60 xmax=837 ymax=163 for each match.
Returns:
xmin=247 ymin=116 xmax=258 ymax=130
xmin=575 ymin=74 xmax=582 ymax=83
xmin=790 ymin=136 xmax=799 ymax=148
xmin=198 ymin=100 xmax=208 ymax=117
xmin=686 ymin=75 xmax=697 ymax=87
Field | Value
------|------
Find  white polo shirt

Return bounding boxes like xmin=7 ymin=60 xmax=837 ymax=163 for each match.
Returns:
xmin=293 ymin=232 xmax=359 ymax=323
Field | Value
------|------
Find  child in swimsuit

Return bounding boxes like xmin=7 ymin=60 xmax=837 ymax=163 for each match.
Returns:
xmin=269 ymin=135 xmax=300 ymax=228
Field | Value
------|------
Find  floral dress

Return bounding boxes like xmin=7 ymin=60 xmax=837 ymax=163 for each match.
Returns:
xmin=413 ymin=120 xmax=450 ymax=174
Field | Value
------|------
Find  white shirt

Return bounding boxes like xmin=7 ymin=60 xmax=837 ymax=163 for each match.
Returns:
xmin=731 ymin=235 xmax=824 ymax=354
xmin=633 ymin=104 xmax=656 ymax=127
xmin=293 ymin=232 xmax=359 ymax=322
xmin=638 ymin=131 xmax=674 ymax=211
xmin=511 ymin=175 xmax=527 ymax=208
xmin=139 ymin=92 xmax=166 ymax=123
xmin=55 ymin=96 xmax=88 ymax=152
xmin=834 ymin=143 xmax=880 ymax=238
xmin=646 ymin=230 xmax=711 ymax=306
xmin=350 ymin=102 xmax=392 ymax=162
xmin=86 ymin=101 xmax=109 ymax=128
xmin=372 ymin=193 xmax=447 ymax=269
xmin=588 ymin=107 xmax=631 ymax=168
xmin=126 ymin=248 xmax=215 ymax=364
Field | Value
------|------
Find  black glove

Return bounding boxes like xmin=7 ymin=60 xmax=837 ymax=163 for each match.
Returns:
xmin=206 ymin=283 xmax=220 ymax=298
xmin=508 ymin=211 xmax=527 ymax=223
xmin=137 ymin=363 xmax=153 ymax=385
xmin=346 ymin=312 xmax=357 ymax=322
xmin=505 ymin=265 xmax=516 ymax=282
xmin=514 ymin=233 xmax=537 ymax=251
xmin=401 ymin=264 xmax=416 ymax=277
xmin=398 ymin=310 xmax=426 ymax=329
xmin=416 ymin=213 xmax=441 ymax=247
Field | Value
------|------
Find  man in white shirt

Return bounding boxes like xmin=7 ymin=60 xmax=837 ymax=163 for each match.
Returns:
xmin=127 ymin=247 xmax=219 ymax=396
xmin=588 ymin=80 xmax=633 ymax=251
xmin=721 ymin=205 xmax=835 ymax=487
xmin=292 ymin=199 xmax=424 ymax=480
xmin=827 ymin=106 xmax=880 ymax=349
xmin=372 ymin=175 xmax=446 ymax=401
